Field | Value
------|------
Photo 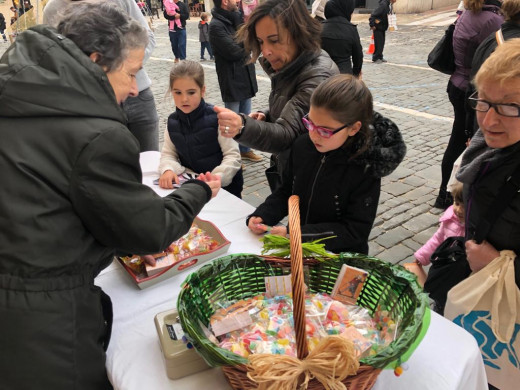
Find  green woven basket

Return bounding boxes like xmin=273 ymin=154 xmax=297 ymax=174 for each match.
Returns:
xmin=177 ymin=252 xmax=428 ymax=369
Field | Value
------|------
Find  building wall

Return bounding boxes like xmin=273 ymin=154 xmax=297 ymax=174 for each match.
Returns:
xmin=392 ymin=0 xmax=460 ymax=14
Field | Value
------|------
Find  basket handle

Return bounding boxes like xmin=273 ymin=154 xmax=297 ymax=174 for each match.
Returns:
xmin=288 ymin=195 xmax=308 ymax=359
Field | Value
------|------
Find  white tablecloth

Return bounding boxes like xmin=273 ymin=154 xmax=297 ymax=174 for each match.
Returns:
xmin=95 ymin=152 xmax=488 ymax=390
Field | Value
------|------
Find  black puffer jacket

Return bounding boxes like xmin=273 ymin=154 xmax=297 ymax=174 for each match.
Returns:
xmin=237 ymin=49 xmax=338 ymax=183
xmin=249 ymin=112 xmax=406 ymax=254
xmin=0 ymin=25 xmax=211 ymax=389
xmin=321 ymin=0 xmax=363 ymax=75
xmin=209 ymin=7 xmax=258 ymax=102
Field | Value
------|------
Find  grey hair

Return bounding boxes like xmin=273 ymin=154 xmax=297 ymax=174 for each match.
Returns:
xmin=56 ymin=1 xmax=148 ymax=72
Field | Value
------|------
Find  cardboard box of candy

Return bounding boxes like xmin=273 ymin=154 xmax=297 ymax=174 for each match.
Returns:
xmin=117 ymin=217 xmax=230 ymax=289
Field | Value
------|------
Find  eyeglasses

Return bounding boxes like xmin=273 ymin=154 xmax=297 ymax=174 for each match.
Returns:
xmin=468 ymin=91 xmax=520 ymax=118
xmin=302 ymin=114 xmax=350 ymax=138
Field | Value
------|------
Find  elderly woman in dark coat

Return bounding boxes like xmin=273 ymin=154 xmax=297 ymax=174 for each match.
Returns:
xmin=321 ymin=0 xmax=363 ymax=77
xmin=0 ymin=3 xmax=219 ymax=389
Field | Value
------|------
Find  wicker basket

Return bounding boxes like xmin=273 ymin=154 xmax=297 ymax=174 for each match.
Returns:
xmin=178 ymin=196 xmax=428 ymax=389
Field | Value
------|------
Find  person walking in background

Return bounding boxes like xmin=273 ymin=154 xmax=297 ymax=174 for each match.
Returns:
xmin=163 ymin=0 xmax=189 ymax=62
xmin=369 ymin=0 xmax=396 ymax=63
xmin=0 ymin=13 xmax=7 ymax=43
xmin=321 ymin=0 xmax=363 ymax=77
xmin=159 ymin=60 xmax=243 ymax=197
xmin=209 ymin=0 xmax=262 ymax=163
xmin=434 ymin=0 xmax=503 ymax=209
xmin=199 ymin=12 xmax=214 ymax=60
xmin=44 ymin=0 xmax=161 ymax=152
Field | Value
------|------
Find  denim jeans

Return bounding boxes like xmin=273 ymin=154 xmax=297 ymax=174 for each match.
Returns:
xmin=200 ymin=42 xmax=213 ymax=59
xmin=225 ymin=99 xmax=252 ymax=153
xmin=122 ymin=87 xmax=159 ymax=152
xmin=168 ymin=29 xmax=186 ymax=60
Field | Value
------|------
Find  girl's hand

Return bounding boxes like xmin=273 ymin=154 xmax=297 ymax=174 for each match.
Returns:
xmin=248 ymin=216 xmax=268 ymax=234
xmin=403 ymin=261 xmax=427 ymax=287
xmin=250 ymin=111 xmax=266 ymax=121
xmin=159 ymin=170 xmax=179 ymax=189
xmin=213 ymin=106 xmax=243 ymax=138
xmin=465 ymin=240 xmax=500 ymax=272
xmin=197 ymin=172 xmax=221 ymax=198
xmin=270 ymin=225 xmax=288 ymax=237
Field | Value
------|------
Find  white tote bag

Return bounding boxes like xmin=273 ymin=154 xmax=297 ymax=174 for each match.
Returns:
xmin=445 ymin=250 xmax=520 ymax=390
xmin=388 ymin=12 xmax=398 ymax=31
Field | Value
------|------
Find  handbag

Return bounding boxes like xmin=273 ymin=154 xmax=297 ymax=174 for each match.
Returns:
xmin=445 ymin=250 xmax=520 ymax=389
xmin=424 ymin=236 xmax=471 ymax=312
xmin=427 ymin=22 xmax=456 ymax=75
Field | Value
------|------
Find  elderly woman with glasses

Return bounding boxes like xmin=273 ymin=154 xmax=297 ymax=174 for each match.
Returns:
xmin=0 ymin=3 xmax=219 ymax=389
xmin=246 ymin=75 xmax=405 ymax=254
xmin=457 ymin=39 xmax=520 ymax=283
xmin=213 ymin=0 xmax=339 ymax=192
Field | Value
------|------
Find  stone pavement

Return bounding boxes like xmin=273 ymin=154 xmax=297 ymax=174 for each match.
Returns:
xmin=0 ymin=6 xmax=462 ymax=266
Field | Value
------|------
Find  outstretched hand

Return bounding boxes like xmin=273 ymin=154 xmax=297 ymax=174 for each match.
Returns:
xmin=197 ymin=171 xmax=221 ymax=198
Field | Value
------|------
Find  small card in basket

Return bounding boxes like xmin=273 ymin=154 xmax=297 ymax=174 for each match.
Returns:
xmin=331 ymin=264 xmax=368 ymax=305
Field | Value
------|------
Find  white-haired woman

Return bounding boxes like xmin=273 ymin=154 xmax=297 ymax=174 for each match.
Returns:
xmin=0 ymin=3 xmax=220 ymax=388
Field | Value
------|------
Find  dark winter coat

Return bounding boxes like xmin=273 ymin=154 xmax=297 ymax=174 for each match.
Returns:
xmin=0 ymin=13 xmax=6 ymax=30
xmin=450 ymin=1 xmax=503 ymax=91
xmin=460 ymin=137 xmax=520 ymax=287
xmin=236 ymin=50 xmax=338 ymax=184
xmin=321 ymin=0 xmax=363 ymax=75
xmin=249 ymin=112 xmax=406 ymax=254
xmin=199 ymin=20 xmax=210 ymax=42
xmin=0 ymin=25 xmax=211 ymax=389
xmin=369 ymin=0 xmax=390 ymax=32
xmin=163 ymin=0 xmax=189 ymax=30
xmin=167 ymin=99 xmax=243 ymax=197
xmin=209 ymin=7 xmax=257 ymax=102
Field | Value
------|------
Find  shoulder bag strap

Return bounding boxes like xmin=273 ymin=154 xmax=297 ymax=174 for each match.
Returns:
xmin=474 ymin=163 xmax=520 ymax=243
xmin=496 ymin=29 xmax=505 ymax=46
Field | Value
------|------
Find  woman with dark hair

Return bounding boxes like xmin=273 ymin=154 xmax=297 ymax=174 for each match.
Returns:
xmin=247 ymin=75 xmax=405 ymax=254
xmin=214 ymin=0 xmax=339 ymax=191
xmin=321 ymin=0 xmax=363 ymax=76
xmin=434 ymin=0 xmax=503 ymax=209
xmin=0 ymin=2 xmax=219 ymax=389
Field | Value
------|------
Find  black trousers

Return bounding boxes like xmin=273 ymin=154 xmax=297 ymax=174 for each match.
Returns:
xmin=440 ymin=81 xmax=467 ymax=192
xmin=373 ymin=28 xmax=385 ymax=61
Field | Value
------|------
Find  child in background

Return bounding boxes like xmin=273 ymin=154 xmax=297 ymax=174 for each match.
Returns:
xmin=199 ymin=12 xmax=214 ymax=61
xmin=404 ymin=182 xmax=465 ymax=286
xmin=247 ymin=74 xmax=405 ymax=254
xmin=158 ymin=60 xmax=243 ymax=197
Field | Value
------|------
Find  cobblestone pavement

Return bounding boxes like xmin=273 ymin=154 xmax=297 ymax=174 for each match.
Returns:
xmin=0 ymin=6 xmax=462 ymax=265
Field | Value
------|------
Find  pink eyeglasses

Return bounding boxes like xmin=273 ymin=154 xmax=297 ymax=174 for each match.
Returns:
xmin=302 ymin=114 xmax=350 ymax=138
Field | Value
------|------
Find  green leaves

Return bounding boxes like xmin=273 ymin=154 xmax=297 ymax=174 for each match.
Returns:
xmin=260 ymin=234 xmax=338 ymax=259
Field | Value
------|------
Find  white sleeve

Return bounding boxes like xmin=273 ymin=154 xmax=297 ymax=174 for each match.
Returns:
xmin=158 ymin=128 xmax=185 ymax=175
xmin=212 ymin=134 xmax=241 ymax=187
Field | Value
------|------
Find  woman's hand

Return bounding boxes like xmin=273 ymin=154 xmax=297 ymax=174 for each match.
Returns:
xmin=250 ymin=111 xmax=266 ymax=121
xmin=197 ymin=172 xmax=221 ymax=198
xmin=248 ymin=216 xmax=267 ymax=234
xmin=159 ymin=170 xmax=179 ymax=189
xmin=465 ymin=240 xmax=500 ymax=272
xmin=213 ymin=106 xmax=243 ymax=138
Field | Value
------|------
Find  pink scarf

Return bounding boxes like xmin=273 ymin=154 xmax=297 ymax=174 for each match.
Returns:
xmin=163 ymin=0 xmax=182 ymax=31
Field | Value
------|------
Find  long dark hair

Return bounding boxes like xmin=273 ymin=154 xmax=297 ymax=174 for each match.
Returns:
xmin=311 ymin=74 xmax=373 ymax=159
xmin=236 ymin=0 xmax=322 ymax=63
